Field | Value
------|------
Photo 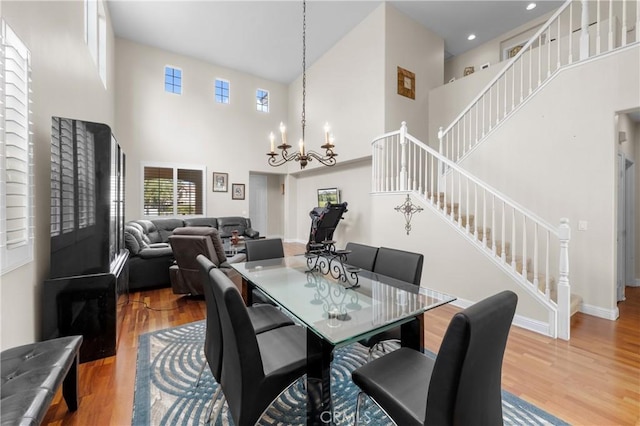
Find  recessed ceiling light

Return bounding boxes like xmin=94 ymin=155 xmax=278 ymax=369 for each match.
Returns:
xmin=467 ymin=34 xmax=476 ymax=41
xmin=526 ymin=3 xmax=537 ymax=10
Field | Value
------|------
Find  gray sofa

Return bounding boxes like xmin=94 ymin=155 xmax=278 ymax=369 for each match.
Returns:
xmin=124 ymin=216 xmax=258 ymax=290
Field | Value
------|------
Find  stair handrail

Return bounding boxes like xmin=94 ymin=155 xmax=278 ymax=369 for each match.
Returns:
xmin=440 ymin=0 xmax=572 ymax=140
xmin=373 ymin=126 xmax=561 ymax=237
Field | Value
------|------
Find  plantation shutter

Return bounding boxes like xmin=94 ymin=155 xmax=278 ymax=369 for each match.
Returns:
xmin=177 ymin=168 xmax=203 ymax=215
xmin=144 ymin=166 xmax=174 ymax=215
xmin=142 ymin=165 xmax=205 ymax=217
xmin=1 ymin=20 xmax=34 ymax=273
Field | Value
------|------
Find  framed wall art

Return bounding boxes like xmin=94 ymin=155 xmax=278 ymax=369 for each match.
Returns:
xmin=232 ymin=183 xmax=245 ymax=200
xmin=213 ymin=172 xmax=228 ymax=192
xmin=397 ymin=66 xmax=415 ymax=100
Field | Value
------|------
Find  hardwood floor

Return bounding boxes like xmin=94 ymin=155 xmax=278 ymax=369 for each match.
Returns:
xmin=43 ymin=244 xmax=640 ymax=425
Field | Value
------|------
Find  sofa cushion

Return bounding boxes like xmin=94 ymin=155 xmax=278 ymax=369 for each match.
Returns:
xmin=134 ymin=220 xmax=157 ymax=243
xmin=184 ymin=217 xmax=218 ymax=228
xmin=125 ymin=224 xmax=149 ymax=254
xmin=217 ymin=216 xmax=248 ymax=238
xmin=151 ymin=218 xmax=185 ymax=242
xmin=124 ymin=226 xmax=141 ymax=255
xmin=137 ymin=246 xmax=173 ymax=259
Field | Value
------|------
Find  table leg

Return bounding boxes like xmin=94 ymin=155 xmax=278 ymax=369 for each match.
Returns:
xmin=306 ymin=329 xmax=334 ymax=425
xmin=400 ymin=313 xmax=425 ymax=352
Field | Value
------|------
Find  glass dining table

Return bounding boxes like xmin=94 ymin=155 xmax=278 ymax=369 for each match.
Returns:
xmin=230 ymin=255 xmax=456 ymax=425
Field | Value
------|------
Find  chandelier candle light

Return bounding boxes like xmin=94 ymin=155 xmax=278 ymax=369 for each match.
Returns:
xmin=267 ymin=0 xmax=337 ymax=170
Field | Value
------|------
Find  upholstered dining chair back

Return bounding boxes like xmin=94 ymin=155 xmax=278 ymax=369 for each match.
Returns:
xmin=344 ymin=242 xmax=378 ymax=272
xmin=351 ymin=290 xmax=517 ymax=426
xmin=373 ymin=247 xmax=424 ymax=286
xmin=427 ymin=290 xmax=517 ymax=424
xmin=245 ymin=238 xmax=285 ymax=262
xmin=196 ymin=255 xmax=223 ymax=383
xmin=210 ymin=268 xmax=314 ymax=426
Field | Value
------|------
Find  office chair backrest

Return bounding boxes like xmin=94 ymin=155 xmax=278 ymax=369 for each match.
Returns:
xmin=245 ymin=238 xmax=285 ymax=261
xmin=426 ymin=290 xmax=517 ymax=425
xmin=209 ymin=268 xmax=265 ymax=424
xmin=373 ymin=247 xmax=424 ymax=286
xmin=344 ymin=242 xmax=378 ymax=271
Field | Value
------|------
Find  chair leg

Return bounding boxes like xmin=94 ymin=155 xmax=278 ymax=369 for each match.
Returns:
xmin=204 ymin=386 xmax=223 ymax=425
xmin=354 ymin=391 xmax=365 ymax=425
xmin=195 ymin=359 xmax=208 ymax=387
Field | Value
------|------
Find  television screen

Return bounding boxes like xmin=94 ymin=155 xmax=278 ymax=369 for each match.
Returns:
xmin=317 ymin=187 xmax=340 ymax=207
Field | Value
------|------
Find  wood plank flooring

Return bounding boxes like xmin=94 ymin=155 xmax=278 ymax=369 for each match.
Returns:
xmin=43 ymin=244 xmax=640 ymax=425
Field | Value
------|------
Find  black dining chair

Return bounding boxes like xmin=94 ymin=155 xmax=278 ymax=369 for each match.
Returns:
xmin=344 ymin=242 xmax=378 ymax=272
xmin=210 ymin=266 xmax=320 ymax=426
xmin=359 ymin=247 xmax=424 ymax=357
xmin=244 ymin=238 xmax=285 ymax=305
xmin=245 ymin=237 xmax=285 ymax=261
xmin=195 ymin=255 xmax=294 ymax=422
xmin=351 ymin=290 xmax=518 ymax=425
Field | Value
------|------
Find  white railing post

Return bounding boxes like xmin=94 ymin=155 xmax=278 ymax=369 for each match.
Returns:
xmin=558 ymin=218 xmax=571 ymax=340
xmin=399 ymin=121 xmax=408 ymax=191
xmin=437 ymin=126 xmax=444 ymax=190
xmin=580 ymin=0 xmax=590 ymax=60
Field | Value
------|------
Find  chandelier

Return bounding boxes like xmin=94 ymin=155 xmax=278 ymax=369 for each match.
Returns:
xmin=267 ymin=0 xmax=337 ymax=170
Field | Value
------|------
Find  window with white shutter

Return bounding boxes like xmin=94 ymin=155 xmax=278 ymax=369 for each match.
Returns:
xmin=1 ymin=20 xmax=34 ymax=274
xmin=142 ymin=164 xmax=205 ymax=217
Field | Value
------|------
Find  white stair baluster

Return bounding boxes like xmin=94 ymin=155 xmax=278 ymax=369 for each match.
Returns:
xmin=511 ymin=208 xmax=517 ymax=269
xmin=533 ymin=222 xmax=540 ymax=289
xmin=608 ymin=0 xmax=613 ymax=51
xmin=621 ymin=0 xmax=627 ymax=46
xmin=491 ymin=195 xmax=496 ymax=255
xmin=580 ymin=0 xmax=590 ymax=59
xmin=522 ymin=215 xmax=528 ymax=280
xmin=501 ymin=201 xmax=506 ymax=262
xmin=569 ymin=2 xmax=574 ymax=63
xmin=596 ymin=0 xmax=602 ymax=54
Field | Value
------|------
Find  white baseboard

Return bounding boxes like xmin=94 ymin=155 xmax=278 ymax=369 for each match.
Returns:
xmin=632 ymin=278 xmax=640 ymax=287
xmin=450 ymin=298 xmax=552 ymax=337
xmin=284 ymin=238 xmax=307 ymax=245
xmin=580 ymin=303 xmax=619 ymax=320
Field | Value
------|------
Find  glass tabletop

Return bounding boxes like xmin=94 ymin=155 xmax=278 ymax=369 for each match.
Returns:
xmin=230 ymin=255 xmax=456 ymax=346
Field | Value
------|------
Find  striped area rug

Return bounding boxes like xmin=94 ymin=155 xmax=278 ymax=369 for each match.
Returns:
xmin=132 ymin=321 xmax=569 ymax=425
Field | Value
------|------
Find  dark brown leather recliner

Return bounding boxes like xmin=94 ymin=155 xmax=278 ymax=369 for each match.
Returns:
xmin=168 ymin=227 xmax=245 ymax=295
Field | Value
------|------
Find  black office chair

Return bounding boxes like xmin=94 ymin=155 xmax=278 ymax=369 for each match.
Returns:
xmin=352 ymin=290 xmax=517 ymax=425
xmin=195 ymin=256 xmax=294 ymax=423
xmin=344 ymin=242 xmax=378 ymax=271
xmin=359 ymin=247 xmax=424 ymax=357
xmin=244 ymin=238 xmax=285 ymax=305
xmin=210 ymin=267 xmax=320 ymax=426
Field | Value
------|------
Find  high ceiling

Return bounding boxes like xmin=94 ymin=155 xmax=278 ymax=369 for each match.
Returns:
xmin=107 ymin=0 xmax=563 ymax=84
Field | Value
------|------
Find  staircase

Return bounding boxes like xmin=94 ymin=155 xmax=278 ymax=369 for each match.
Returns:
xmin=372 ymin=125 xmax=572 ymax=339
xmin=371 ymin=0 xmax=639 ymax=340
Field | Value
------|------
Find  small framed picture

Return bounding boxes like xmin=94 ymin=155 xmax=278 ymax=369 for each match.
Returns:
xmin=232 ymin=183 xmax=245 ymax=200
xmin=213 ymin=172 xmax=228 ymax=192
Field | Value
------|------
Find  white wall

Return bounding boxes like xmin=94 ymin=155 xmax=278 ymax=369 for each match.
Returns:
xmin=1 ymin=0 xmax=115 ymax=349
xmin=283 ymin=4 xmax=387 ymax=241
xmin=114 ymin=38 xmax=289 ymax=221
xmin=291 ymin=159 xmax=372 ymax=246
xmin=444 ymin=10 xmax=554 ymax=83
xmin=383 ymin=4 xmax=444 ymax=141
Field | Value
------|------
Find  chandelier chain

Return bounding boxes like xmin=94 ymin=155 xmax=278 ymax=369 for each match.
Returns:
xmin=301 ymin=0 xmax=306 ymax=142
